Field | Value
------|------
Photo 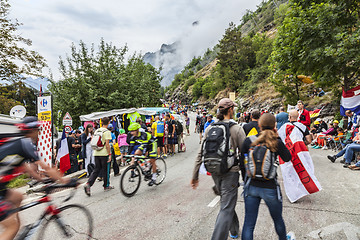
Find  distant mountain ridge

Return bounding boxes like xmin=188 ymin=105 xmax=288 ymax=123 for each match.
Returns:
xmin=0 ymin=76 xmax=49 ymax=91
xmin=143 ymin=41 xmax=182 ymax=86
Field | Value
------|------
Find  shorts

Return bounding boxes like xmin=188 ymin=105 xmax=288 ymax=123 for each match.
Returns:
xmin=168 ymin=133 xmax=178 ymax=145
xmin=156 ymin=137 xmax=164 ymax=147
xmin=120 ymin=145 xmax=129 ymax=155
xmin=199 ymin=126 xmax=204 ymax=133
xmin=186 ymin=125 xmax=189 ymax=130
xmin=137 ymin=143 xmax=157 ymax=158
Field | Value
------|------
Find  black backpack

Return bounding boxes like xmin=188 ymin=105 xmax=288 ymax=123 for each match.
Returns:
xmin=201 ymin=122 xmax=236 ymax=175
xmin=200 ymin=117 xmax=207 ymax=127
xmin=175 ymin=120 xmax=183 ymax=135
xmin=245 ymin=136 xmax=278 ymax=181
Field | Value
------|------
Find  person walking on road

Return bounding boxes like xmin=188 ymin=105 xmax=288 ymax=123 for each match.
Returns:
xmin=81 ymin=124 xmax=94 ymax=175
xmin=84 ymin=117 xmax=114 ymax=196
xmin=243 ymin=109 xmax=261 ymax=137
xmin=276 ymin=107 xmax=288 ymax=130
xmin=241 ymin=113 xmax=292 ymax=240
xmin=191 ymin=98 xmax=246 ymax=240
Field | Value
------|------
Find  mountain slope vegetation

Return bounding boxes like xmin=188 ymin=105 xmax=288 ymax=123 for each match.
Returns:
xmin=166 ymin=0 xmax=360 ymax=109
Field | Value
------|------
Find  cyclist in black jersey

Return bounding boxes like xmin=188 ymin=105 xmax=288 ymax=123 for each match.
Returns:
xmin=128 ymin=123 xmax=158 ymax=186
xmin=0 ymin=117 xmax=70 ymax=240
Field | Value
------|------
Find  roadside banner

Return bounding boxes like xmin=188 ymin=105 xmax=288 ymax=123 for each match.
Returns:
xmin=340 ymin=85 xmax=360 ymax=116
xmin=278 ymin=122 xmax=322 ymax=203
xmin=37 ymin=95 xmax=52 ymax=167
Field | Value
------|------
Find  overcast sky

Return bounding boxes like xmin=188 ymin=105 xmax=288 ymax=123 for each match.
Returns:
xmin=10 ymin=0 xmax=263 ymax=81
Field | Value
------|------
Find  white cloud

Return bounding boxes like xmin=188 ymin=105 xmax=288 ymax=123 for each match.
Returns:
xmin=9 ymin=0 xmax=263 ymax=81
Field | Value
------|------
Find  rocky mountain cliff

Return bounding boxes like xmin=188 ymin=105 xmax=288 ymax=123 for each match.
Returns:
xmin=143 ymin=42 xmax=182 ymax=86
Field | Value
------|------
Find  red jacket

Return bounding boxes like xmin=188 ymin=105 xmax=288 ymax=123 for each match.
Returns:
xmin=298 ymin=109 xmax=311 ymax=129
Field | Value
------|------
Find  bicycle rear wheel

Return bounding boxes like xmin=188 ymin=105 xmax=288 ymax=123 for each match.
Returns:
xmin=120 ymin=165 xmax=141 ymax=197
xmin=154 ymin=157 xmax=166 ymax=185
xmin=37 ymin=204 xmax=93 ymax=240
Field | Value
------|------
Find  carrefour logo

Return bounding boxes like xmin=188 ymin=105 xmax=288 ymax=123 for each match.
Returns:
xmin=40 ymin=99 xmax=48 ymax=107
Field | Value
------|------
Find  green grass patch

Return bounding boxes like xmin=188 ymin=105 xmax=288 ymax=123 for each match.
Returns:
xmin=7 ymin=174 xmax=30 ymax=188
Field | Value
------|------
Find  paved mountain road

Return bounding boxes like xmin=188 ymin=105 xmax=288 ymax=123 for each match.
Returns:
xmin=18 ymin=113 xmax=360 ymax=239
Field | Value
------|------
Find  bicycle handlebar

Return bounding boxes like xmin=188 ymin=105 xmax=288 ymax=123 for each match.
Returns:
xmin=29 ymin=178 xmax=79 ymax=202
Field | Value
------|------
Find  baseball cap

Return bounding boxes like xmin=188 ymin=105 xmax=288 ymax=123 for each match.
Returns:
xmin=218 ymin=98 xmax=238 ymax=109
xmin=316 ymin=118 xmax=321 ymax=122
xmin=314 ymin=121 xmax=320 ymax=125
xmin=333 ymin=120 xmax=339 ymax=124
xmin=107 ymin=123 xmax=113 ymax=129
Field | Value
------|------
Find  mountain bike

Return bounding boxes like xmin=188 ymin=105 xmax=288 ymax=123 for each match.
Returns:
xmin=120 ymin=155 xmax=166 ymax=197
xmin=11 ymin=178 xmax=93 ymax=240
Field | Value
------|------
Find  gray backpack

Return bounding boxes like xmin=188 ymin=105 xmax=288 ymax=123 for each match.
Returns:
xmin=245 ymin=136 xmax=278 ymax=180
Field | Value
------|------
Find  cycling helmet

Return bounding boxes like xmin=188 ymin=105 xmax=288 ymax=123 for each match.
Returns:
xmin=119 ymin=129 xmax=125 ymax=134
xmin=107 ymin=123 xmax=113 ymax=130
xmin=128 ymin=123 xmax=141 ymax=131
xmin=17 ymin=116 xmax=40 ymax=132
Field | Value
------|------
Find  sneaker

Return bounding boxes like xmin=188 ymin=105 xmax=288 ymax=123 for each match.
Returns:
xmin=327 ymin=155 xmax=336 ymax=163
xmin=131 ymin=171 xmax=138 ymax=178
xmin=340 ymin=159 xmax=345 ymax=164
xmin=343 ymin=163 xmax=350 ymax=168
xmin=104 ymin=186 xmax=114 ymax=191
xmin=163 ymin=154 xmax=168 ymax=159
xmin=314 ymin=146 xmax=321 ymax=149
xmin=114 ymin=173 xmax=121 ymax=177
xmin=286 ymin=231 xmax=296 ymax=240
xmin=97 ymin=177 xmax=103 ymax=181
xmin=321 ymin=146 xmax=328 ymax=150
xmin=229 ymin=234 xmax=239 ymax=239
xmin=311 ymin=145 xmax=317 ymax=149
xmin=212 ymin=185 xmax=220 ymax=196
xmin=84 ymin=183 xmax=91 ymax=196
xmin=148 ymin=179 xmax=156 ymax=186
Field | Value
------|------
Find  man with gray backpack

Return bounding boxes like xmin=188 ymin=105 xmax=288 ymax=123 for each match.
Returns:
xmin=84 ymin=117 xmax=114 ymax=196
xmin=191 ymin=98 xmax=246 ymax=240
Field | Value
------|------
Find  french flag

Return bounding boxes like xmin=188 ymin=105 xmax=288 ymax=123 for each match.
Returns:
xmin=340 ymin=85 xmax=360 ymax=116
xmin=56 ymin=129 xmax=71 ymax=173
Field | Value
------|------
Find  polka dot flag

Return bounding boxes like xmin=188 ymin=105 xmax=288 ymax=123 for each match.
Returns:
xmin=37 ymin=121 xmax=52 ymax=167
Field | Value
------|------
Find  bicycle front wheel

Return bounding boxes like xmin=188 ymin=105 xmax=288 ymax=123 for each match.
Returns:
xmin=120 ymin=165 xmax=141 ymax=197
xmin=37 ymin=204 xmax=93 ymax=240
xmin=154 ymin=157 xmax=166 ymax=185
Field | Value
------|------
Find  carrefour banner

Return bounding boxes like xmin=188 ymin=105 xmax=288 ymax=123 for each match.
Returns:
xmin=37 ymin=96 xmax=52 ymax=167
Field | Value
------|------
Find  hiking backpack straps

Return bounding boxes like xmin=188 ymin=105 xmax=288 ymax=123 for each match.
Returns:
xmin=201 ymin=121 xmax=236 ymax=175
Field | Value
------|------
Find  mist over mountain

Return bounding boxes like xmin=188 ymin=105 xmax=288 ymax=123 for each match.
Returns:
xmin=143 ymin=41 xmax=183 ymax=86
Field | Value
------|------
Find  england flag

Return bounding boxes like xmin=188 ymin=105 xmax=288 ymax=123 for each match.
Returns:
xmin=278 ymin=122 xmax=322 ymax=203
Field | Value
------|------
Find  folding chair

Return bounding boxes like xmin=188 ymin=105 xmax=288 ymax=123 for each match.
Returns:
xmin=332 ymin=135 xmax=345 ymax=152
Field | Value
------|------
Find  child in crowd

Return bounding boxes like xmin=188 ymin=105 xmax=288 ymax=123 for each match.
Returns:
xmin=117 ymin=129 xmax=129 ymax=166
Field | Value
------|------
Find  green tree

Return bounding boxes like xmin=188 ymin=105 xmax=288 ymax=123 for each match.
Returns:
xmin=0 ymin=80 xmax=37 ymax=115
xmin=271 ymin=0 xmax=360 ymax=102
xmin=0 ymin=0 xmax=46 ymax=80
xmin=217 ymin=22 xmax=256 ymax=91
xmin=49 ymin=39 xmax=162 ymax=127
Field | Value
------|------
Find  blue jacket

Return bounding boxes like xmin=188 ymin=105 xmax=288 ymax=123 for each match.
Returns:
xmin=80 ymin=133 xmax=91 ymax=159
xmin=204 ymin=120 xmax=215 ymax=131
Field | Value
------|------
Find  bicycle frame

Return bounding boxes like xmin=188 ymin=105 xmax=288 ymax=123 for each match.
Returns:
xmin=15 ymin=194 xmax=62 ymax=240
xmin=124 ymin=156 xmax=152 ymax=178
